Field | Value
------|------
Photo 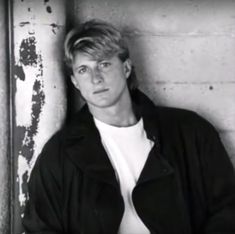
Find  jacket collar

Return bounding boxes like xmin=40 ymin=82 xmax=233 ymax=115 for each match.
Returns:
xmin=64 ymin=105 xmax=119 ymax=187
xmin=64 ymin=90 xmax=174 ymax=187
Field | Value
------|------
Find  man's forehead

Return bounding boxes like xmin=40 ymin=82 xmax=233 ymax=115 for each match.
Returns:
xmin=73 ymin=52 xmax=116 ymax=65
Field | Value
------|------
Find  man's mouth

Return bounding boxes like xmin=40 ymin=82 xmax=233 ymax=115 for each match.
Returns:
xmin=93 ymin=88 xmax=109 ymax=94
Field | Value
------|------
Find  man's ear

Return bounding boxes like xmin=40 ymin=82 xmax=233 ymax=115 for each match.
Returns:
xmin=71 ymin=75 xmax=80 ymax=90
xmin=123 ymin=59 xmax=132 ymax=79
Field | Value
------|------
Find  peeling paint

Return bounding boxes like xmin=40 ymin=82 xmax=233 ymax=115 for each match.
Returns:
xmin=17 ymin=86 xmax=45 ymax=206
xmin=46 ymin=6 xmax=52 ymax=13
xmin=16 ymin=42 xmax=45 ymax=210
xmin=17 ymin=62 xmax=45 ymax=163
xmin=18 ymin=155 xmax=29 ymax=207
xmin=19 ymin=37 xmax=38 ymax=66
xmin=14 ymin=65 xmax=25 ymax=81
xmin=12 ymin=1 xmax=67 ymax=233
xmin=19 ymin=22 xmax=30 ymax=27
xmin=50 ymin=23 xmax=59 ymax=34
xmin=28 ymin=30 xmax=35 ymax=35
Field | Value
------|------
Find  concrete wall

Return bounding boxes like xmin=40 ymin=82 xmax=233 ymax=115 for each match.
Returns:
xmin=0 ymin=0 xmax=10 ymax=233
xmin=72 ymin=0 xmax=235 ymax=165
xmin=12 ymin=0 xmax=67 ymax=233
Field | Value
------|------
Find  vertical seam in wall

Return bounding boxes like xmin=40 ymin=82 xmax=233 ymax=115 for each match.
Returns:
xmin=7 ymin=0 xmax=15 ymax=233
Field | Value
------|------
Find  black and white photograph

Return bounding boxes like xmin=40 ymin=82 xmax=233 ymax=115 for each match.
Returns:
xmin=0 ymin=0 xmax=235 ymax=233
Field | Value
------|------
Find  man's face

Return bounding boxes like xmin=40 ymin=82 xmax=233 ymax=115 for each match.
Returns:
xmin=71 ymin=52 xmax=132 ymax=111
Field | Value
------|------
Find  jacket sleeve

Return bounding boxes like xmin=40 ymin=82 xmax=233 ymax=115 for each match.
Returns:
xmin=22 ymin=133 xmax=64 ymax=234
xmin=199 ymin=119 xmax=235 ymax=233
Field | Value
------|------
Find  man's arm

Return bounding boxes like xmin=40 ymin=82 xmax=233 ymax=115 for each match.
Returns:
xmin=22 ymin=134 xmax=64 ymax=234
xmin=199 ymin=121 xmax=235 ymax=233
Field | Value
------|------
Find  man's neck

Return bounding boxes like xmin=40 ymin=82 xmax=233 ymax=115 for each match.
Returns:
xmin=89 ymin=100 xmax=137 ymax=127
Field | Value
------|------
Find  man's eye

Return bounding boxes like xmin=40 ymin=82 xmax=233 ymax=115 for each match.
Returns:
xmin=99 ymin=62 xmax=111 ymax=69
xmin=78 ymin=66 xmax=88 ymax=74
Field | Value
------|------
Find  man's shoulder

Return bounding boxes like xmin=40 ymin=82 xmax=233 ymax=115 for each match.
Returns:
xmin=133 ymin=90 xmax=216 ymax=133
xmin=35 ymin=106 xmax=94 ymax=164
xmin=135 ymin=90 xmax=204 ymax=125
xmin=155 ymin=105 xmax=200 ymax=121
xmin=154 ymin=105 xmax=215 ymax=133
xmin=41 ymin=130 xmax=64 ymax=153
xmin=33 ymin=130 xmax=64 ymax=169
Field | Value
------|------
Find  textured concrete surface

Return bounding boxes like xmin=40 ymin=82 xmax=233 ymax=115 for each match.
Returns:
xmin=12 ymin=0 xmax=67 ymax=233
xmin=73 ymin=0 xmax=235 ymax=163
xmin=0 ymin=0 xmax=9 ymax=233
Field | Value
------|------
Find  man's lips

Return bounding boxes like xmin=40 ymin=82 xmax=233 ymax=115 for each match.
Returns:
xmin=93 ymin=88 xmax=109 ymax=94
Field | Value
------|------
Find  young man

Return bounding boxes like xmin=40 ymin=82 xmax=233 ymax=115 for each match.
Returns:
xmin=23 ymin=20 xmax=235 ymax=234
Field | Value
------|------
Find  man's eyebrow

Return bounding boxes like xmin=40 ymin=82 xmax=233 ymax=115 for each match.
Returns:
xmin=97 ymin=58 xmax=113 ymax=64
xmin=74 ymin=64 xmax=87 ymax=70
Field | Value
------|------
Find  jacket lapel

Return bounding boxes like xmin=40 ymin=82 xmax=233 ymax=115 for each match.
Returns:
xmin=64 ymin=106 xmax=119 ymax=188
xmin=137 ymin=145 xmax=174 ymax=186
xmin=131 ymin=90 xmax=174 ymax=183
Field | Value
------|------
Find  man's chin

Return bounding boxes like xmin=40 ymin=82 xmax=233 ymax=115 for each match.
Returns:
xmin=87 ymin=100 xmax=117 ymax=110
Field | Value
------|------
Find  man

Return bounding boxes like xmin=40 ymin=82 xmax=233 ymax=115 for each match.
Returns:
xmin=23 ymin=20 xmax=235 ymax=234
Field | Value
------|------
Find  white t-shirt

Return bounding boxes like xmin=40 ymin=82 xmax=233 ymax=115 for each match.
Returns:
xmin=94 ymin=117 xmax=154 ymax=234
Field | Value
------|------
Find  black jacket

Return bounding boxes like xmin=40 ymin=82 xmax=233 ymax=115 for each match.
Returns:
xmin=23 ymin=90 xmax=235 ymax=234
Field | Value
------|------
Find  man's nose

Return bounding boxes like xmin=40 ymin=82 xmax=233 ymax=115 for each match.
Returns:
xmin=91 ymin=68 xmax=103 ymax=84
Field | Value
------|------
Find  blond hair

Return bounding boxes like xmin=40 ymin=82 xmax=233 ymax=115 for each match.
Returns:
xmin=64 ymin=19 xmax=137 ymax=90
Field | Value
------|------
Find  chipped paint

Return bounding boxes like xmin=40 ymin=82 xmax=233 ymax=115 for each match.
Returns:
xmin=28 ymin=30 xmax=35 ymax=35
xmin=12 ymin=0 xmax=66 ymax=232
xmin=14 ymin=65 xmax=25 ymax=81
xmin=44 ymin=0 xmax=52 ymax=14
xmin=19 ymin=21 xmax=30 ymax=27
xmin=46 ymin=5 xmax=52 ymax=13
xmin=50 ymin=23 xmax=59 ymax=34
xmin=15 ymin=40 xmax=46 ymax=207
xmin=18 ymin=78 xmax=45 ymax=163
xmin=19 ymin=37 xmax=38 ymax=66
xmin=17 ymin=155 xmax=29 ymax=207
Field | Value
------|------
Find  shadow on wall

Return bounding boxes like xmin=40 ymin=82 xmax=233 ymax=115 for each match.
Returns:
xmin=122 ymin=25 xmax=163 ymax=104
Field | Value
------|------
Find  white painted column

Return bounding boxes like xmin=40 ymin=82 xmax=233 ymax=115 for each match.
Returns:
xmin=12 ymin=0 xmax=67 ymax=233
